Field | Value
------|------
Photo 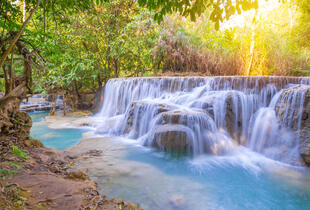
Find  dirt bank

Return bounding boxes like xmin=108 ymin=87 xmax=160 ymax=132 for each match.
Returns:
xmin=0 ymin=136 xmax=141 ymax=210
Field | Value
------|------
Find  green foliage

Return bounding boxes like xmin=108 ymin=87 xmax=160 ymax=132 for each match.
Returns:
xmin=0 ymin=0 xmax=105 ymax=97
xmin=0 ymin=162 xmax=21 ymax=179
xmin=1 ymin=0 xmax=309 ymax=102
xmin=0 ymin=148 xmax=24 ymax=180
xmin=294 ymin=0 xmax=310 ymax=47
xmin=154 ymin=2 xmax=309 ymax=76
xmin=154 ymin=14 xmax=242 ymax=75
xmin=29 ymin=0 xmax=159 ymax=94
xmin=11 ymin=146 xmax=28 ymax=160
xmin=0 ymin=78 xmax=4 ymax=92
xmin=7 ymin=161 xmax=22 ymax=169
xmin=138 ymin=0 xmax=259 ymax=29
xmin=0 ymin=168 xmax=18 ymax=179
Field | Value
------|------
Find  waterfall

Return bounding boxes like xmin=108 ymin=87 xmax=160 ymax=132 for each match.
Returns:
xmin=96 ymin=76 xmax=310 ymax=165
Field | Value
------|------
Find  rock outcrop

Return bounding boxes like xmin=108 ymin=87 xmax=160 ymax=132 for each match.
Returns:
xmin=0 ymin=110 xmax=32 ymax=140
xmin=298 ymin=89 xmax=310 ymax=165
xmin=189 ymin=91 xmax=244 ymax=142
xmin=275 ymin=85 xmax=310 ymax=165
xmin=98 ymin=77 xmax=310 ymax=164
xmin=150 ymin=125 xmax=193 ymax=153
xmin=124 ymin=99 xmax=237 ymax=154
xmin=124 ymin=101 xmax=177 ymax=137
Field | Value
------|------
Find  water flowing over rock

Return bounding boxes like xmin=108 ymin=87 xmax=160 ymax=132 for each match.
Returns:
xmin=273 ymin=85 xmax=310 ymax=165
xmin=96 ymin=76 xmax=310 ymax=165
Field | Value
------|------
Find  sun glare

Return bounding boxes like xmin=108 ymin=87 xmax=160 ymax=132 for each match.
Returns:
xmin=223 ymin=0 xmax=283 ymax=29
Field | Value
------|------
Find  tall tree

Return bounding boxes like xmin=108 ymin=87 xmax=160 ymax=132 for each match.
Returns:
xmin=0 ymin=0 xmax=101 ymax=138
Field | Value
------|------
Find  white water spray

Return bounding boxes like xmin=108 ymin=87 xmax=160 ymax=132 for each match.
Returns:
xmin=96 ymin=76 xmax=310 ymax=165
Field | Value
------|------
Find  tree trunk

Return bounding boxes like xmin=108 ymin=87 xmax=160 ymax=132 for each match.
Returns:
xmin=114 ymin=58 xmax=119 ymax=78
xmin=97 ymin=74 xmax=102 ymax=90
xmin=0 ymin=82 xmax=27 ymax=108
xmin=3 ymin=65 xmax=9 ymax=95
xmin=63 ymin=92 xmax=66 ymax=116
xmin=0 ymin=0 xmax=40 ymax=141
xmin=50 ymin=94 xmax=57 ymax=116
xmin=24 ymin=56 xmax=32 ymax=92
xmin=74 ymin=79 xmax=81 ymax=98
xmin=246 ymin=10 xmax=257 ymax=76
xmin=9 ymin=51 xmax=14 ymax=92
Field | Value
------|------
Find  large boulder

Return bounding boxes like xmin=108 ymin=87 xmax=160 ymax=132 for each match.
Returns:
xmin=125 ymin=100 xmax=234 ymax=155
xmin=142 ymin=110 xmax=224 ymax=155
xmin=190 ymin=91 xmax=244 ymax=142
xmin=124 ymin=101 xmax=177 ymax=137
xmin=148 ymin=125 xmax=193 ymax=154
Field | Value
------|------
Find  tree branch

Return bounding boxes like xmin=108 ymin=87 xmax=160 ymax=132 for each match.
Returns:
xmin=0 ymin=82 xmax=27 ymax=107
xmin=0 ymin=0 xmax=41 ymax=69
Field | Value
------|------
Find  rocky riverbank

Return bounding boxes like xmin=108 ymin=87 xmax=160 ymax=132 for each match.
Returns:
xmin=0 ymin=137 xmax=141 ymax=210
xmin=0 ymin=110 xmax=141 ymax=210
xmin=19 ymin=90 xmax=102 ymax=113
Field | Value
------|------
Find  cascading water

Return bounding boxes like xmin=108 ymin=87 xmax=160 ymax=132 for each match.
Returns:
xmin=96 ymin=76 xmax=310 ymax=165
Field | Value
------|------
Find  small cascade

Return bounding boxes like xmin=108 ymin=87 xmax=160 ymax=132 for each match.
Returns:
xmin=96 ymin=76 xmax=310 ymax=165
xmin=248 ymin=107 xmax=299 ymax=164
xmin=248 ymin=85 xmax=310 ymax=165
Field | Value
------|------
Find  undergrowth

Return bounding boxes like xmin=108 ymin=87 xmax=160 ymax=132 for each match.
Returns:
xmin=0 ymin=145 xmax=29 ymax=209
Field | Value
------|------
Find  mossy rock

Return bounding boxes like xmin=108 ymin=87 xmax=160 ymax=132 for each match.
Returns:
xmin=66 ymin=170 xmax=89 ymax=180
xmin=72 ymin=110 xmax=93 ymax=117
xmin=25 ymin=139 xmax=44 ymax=148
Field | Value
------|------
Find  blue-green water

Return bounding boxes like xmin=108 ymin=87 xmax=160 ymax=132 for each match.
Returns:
xmin=29 ymin=112 xmax=310 ymax=210
xmin=30 ymin=112 xmax=87 ymax=150
xmin=82 ymin=138 xmax=310 ymax=210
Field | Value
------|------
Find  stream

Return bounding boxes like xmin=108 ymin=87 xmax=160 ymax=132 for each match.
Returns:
xmin=30 ymin=76 xmax=310 ymax=210
xmin=30 ymin=114 xmax=310 ymax=209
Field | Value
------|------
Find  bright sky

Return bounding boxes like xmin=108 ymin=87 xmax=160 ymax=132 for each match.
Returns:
xmin=222 ymin=0 xmax=282 ymax=29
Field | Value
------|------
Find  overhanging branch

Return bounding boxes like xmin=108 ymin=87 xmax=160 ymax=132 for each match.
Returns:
xmin=0 ymin=0 xmax=41 ymax=69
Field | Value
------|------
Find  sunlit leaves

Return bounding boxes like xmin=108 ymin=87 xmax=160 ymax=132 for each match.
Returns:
xmin=138 ymin=0 xmax=259 ymax=29
xmin=294 ymin=0 xmax=310 ymax=48
xmin=29 ymin=0 xmax=159 ymax=92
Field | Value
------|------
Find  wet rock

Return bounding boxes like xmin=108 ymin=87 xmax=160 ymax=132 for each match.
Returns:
xmin=72 ymin=110 xmax=93 ymax=117
xmin=66 ymin=154 xmax=78 ymax=159
xmin=25 ymin=139 xmax=44 ymax=148
xmin=224 ymin=94 xmax=243 ymax=140
xmin=67 ymin=170 xmax=89 ymax=180
xmin=161 ymin=110 xmax=188 ymax=124
xmin=124 ymin=101 xmax=176 ymax=136
xmin=72 ymin=117 xmax=96 ymax=127
xmin=169 ymin=194 xmax=187 ymax=209
xmin=299 ymin=92 xmax=310 ymax=166
xmin=150 ymin=125 xmax=193 ymax=153
xmin=191 ymin=91 xmax=243 ymax=141
xmin=160 ymin=110 xmax=211 ymax=126
xmin=275 ymin=85 xmax=310 ymax=166
xmin=84 ymin=149 xmax=103 ymax=157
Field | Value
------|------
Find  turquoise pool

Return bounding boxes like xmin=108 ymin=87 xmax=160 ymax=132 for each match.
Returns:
xmin=30 ymin=112 xmax=87 ymax=150
xmin=30 ymin=112 xmax=310 ymax=210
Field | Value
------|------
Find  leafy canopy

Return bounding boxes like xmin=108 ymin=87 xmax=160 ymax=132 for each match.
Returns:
xmin=138 ymin=0 xmax=262 ymax=29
